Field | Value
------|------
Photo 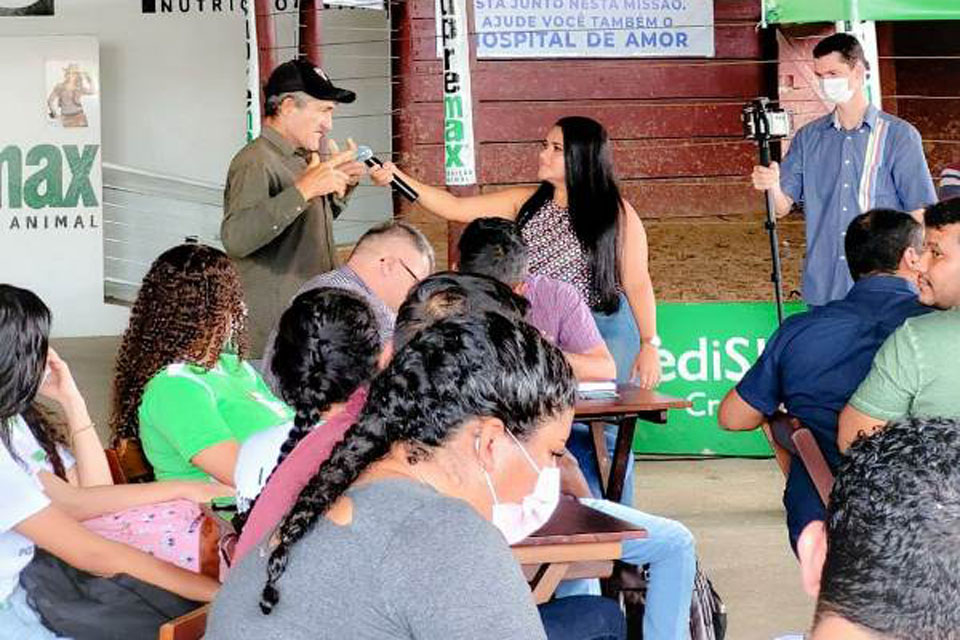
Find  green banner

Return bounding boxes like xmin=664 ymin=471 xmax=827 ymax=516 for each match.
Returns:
xmin=635 ymin=301 xmax=806 ymax=457
xmin=764 ymin=0 xmax=960 ymax=23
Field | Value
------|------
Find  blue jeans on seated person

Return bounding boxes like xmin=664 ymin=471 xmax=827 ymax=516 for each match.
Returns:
xmin=784 ymin=458 xmax=828 ymax=554
xmin=0 ymin=585 xmax=69 ymax=639
xmin=538 ymin=595 xmax=626 ymax=640
xmin=558 ymin=427 xmax=696 ymax=640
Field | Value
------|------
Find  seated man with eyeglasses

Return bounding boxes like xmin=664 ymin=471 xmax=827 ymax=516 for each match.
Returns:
xmin=259 ymin=220 xmax=435 ymax=393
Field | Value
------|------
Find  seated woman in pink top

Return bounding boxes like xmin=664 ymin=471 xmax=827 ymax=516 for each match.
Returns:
xmin=232 ymin=287 xmax=382 ymax=558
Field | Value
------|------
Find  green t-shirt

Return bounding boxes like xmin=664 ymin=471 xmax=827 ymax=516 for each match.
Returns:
xmin=850 ymin=307 xmax=960 ymax=421
xmin=139 ymin=353 xmax=294 ymax=482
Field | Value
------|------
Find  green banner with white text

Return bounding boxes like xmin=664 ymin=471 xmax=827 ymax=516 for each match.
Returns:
xmin=635 ymin=301 xmax=806 ymax=457
xmin=764 ymin=0 xmax=960 ymax=24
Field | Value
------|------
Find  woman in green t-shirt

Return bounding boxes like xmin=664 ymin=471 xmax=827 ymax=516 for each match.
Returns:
xmin=109 ymin=244 xmax=294 ymax=484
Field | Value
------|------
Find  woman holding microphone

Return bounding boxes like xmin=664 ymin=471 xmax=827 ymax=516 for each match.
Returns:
xmin=370 ymin=116 xmax=661 ymax=390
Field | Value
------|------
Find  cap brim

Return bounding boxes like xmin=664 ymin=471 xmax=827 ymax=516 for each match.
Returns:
xmin=327 ymin=87 xmax=356 ymax=104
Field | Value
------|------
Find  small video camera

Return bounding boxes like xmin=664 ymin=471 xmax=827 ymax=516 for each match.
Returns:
xmin=742 ymin=98 xmax=791 ymax=142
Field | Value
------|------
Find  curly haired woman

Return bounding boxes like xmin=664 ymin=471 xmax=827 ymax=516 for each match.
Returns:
xmin=110 ymin=243 xmax=293 ymax=485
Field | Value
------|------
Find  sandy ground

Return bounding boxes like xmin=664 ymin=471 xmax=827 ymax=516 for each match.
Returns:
xmin=647 ymin=214 xmax=806 ymax=302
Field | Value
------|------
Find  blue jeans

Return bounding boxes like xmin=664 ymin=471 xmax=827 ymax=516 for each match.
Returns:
xmin=0 ymin=585 xmax=70 ymax=640
xmin=538 ymin=595 xmax=626 ymax=640
xmin=582 ymin=499 xmax=696 ymax=640
xmin=558 ymin=425 xmax=696 ymax=640
xmin=592 ymin=294 xmax=640 ymax=386
xmin=784 ymin=459 xmax=827 ymax=555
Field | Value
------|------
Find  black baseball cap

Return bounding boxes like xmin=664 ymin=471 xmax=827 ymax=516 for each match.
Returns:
xmin=264 ymin=59 xmax=356 ymax=104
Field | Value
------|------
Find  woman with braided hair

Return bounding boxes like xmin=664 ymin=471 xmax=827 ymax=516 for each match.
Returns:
xmin=230 ymin=272 xmax=533 ymax=563
xmin=206 ymin=312 xmax=619 ymax=639
xmin=233 ymin=287 xmax=382 ymax=514
xmin=110 ymin=243 xmax=293 ymax=485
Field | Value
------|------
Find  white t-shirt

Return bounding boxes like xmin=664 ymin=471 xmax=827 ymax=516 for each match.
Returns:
xmin=233 ymin=421 xmax=293 ymax=513
xmin=0 ymin=415 xmax=74 ymax=602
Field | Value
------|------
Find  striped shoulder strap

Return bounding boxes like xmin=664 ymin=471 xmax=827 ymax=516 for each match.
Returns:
xmin=858 ymin=117 xmax=890 ymax=213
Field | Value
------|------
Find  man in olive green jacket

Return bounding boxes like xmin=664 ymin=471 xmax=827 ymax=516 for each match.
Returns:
xmin=222 ymin=60 xmax=365 ymax=356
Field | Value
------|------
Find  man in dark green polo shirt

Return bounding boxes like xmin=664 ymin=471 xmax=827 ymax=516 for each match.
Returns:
xmin=222 ymin=59 xmax=365 ymax=355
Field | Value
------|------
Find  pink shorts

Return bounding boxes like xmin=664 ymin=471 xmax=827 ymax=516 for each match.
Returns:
xmin=82 ymin=499 xmax=205 ymax=573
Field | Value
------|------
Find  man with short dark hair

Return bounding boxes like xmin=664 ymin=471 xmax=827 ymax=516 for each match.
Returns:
xmin=839 ymin=198 xmax=960 ymax=448
xmin=456 ymin=218 xmax=625 ymax=509
xmin=222 ymin=59 xmax=366 ymax=355
xmin=718 ymin=209 xmax=929 ymax=551
xmin=751 ymin=32 xmax=936 ymax=306
xmin=457 ymin=217 xmax=616 ymax=381
xmin=793 ymin=417 xmax=960 ymax=639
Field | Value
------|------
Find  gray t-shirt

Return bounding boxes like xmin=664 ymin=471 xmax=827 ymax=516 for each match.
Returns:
xmin=205 ymin=478 xmax=546 ymax=640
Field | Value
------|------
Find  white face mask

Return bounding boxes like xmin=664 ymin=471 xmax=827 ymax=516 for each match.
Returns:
xmin=479 ymin=431 xmax=561 ymax=545
xmin=820 ymin=76 xmax=855 ymax=104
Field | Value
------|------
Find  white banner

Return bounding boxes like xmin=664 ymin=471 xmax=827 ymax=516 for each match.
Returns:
xmin=439 ymin=0 xmax=477 ymax=185
xmin=0 ymin=36 xmax=127 ymax=336
xmin=244 ymin=3 xmax=261 ymax=141
xmin=473 ymin=0 xmax=715 ymax=58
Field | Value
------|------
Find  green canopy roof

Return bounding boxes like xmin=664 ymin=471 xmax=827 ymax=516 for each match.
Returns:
xmin=764 ymin=0 xmax=960 ymax=23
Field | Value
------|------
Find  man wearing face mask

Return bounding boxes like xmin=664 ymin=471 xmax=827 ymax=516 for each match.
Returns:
xmin=752 ymin=33 xmax=937 ymax=307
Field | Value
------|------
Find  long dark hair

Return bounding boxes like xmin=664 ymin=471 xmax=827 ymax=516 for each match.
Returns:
xmin=0 ymin=285 xmax=67 ymax=478
xmin=270 ymin=287 xmax=381 ymax=473
xmin=517 ymin=116 xmax=624 ymax=313
xmin=110 ymin=244 xmax=248 ymax=446
xmin=259 ymin=312 xmax=576 ymax=613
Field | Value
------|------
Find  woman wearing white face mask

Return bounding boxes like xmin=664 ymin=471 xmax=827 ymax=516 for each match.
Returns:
xmin=206 ymin=311 xmax=626 ymax=640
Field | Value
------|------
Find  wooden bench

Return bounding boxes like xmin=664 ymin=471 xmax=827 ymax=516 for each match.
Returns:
xmin=767 ymin=411 xmax=835 ymax=505
xmin=157 ymin=604 xmax=210 ymax=640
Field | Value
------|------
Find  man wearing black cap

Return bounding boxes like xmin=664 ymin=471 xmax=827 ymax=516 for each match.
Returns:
xmin=222 ymin=59 xmax=366 ymax=356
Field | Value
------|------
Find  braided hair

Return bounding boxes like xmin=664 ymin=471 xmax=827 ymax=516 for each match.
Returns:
xmin=109 ymin=244 xmax=247 ymax=447
xmin=0 ymin=285 xmax=67 ymax=479
xmin=270 ymin=287 xmax=381 ymax=472
xmin=259 ymin=311 xmax=576 ymax=613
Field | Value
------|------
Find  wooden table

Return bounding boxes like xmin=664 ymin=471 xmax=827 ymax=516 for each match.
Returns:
xmin=575 ymin=386 xmax=692 ymax=503
xmin=512 ymin=495 xmax=647 ymax=604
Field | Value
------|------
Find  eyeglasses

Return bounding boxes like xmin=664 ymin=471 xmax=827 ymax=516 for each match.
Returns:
xmin=382 ymin=257 xmax=421 ymax=283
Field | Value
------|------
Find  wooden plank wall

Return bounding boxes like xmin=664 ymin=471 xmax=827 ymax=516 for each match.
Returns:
xmin=392 ymin=0 xmax=770 ymax=268
xmin=888 ymin=21 xmax=960 ymax=181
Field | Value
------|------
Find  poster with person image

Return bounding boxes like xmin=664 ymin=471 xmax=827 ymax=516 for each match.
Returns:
xmin=45 ymin=60 xmax=98 ymax=129
xmin=1 ymin=35 xmax=127 ymax=337
xmin=0 ymin=0 xmax=54 ymax=16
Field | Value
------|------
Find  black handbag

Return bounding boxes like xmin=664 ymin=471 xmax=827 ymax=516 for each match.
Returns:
xmin=19 ymin=549 xmax=200 ymax=640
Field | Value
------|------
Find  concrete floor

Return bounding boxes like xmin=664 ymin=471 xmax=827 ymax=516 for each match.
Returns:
xmin=51 ymin=336 xmax=814 ymax=640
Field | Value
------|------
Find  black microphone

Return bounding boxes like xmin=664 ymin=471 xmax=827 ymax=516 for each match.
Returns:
xmin=357 ymin=145 xmax=419 ymax=203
